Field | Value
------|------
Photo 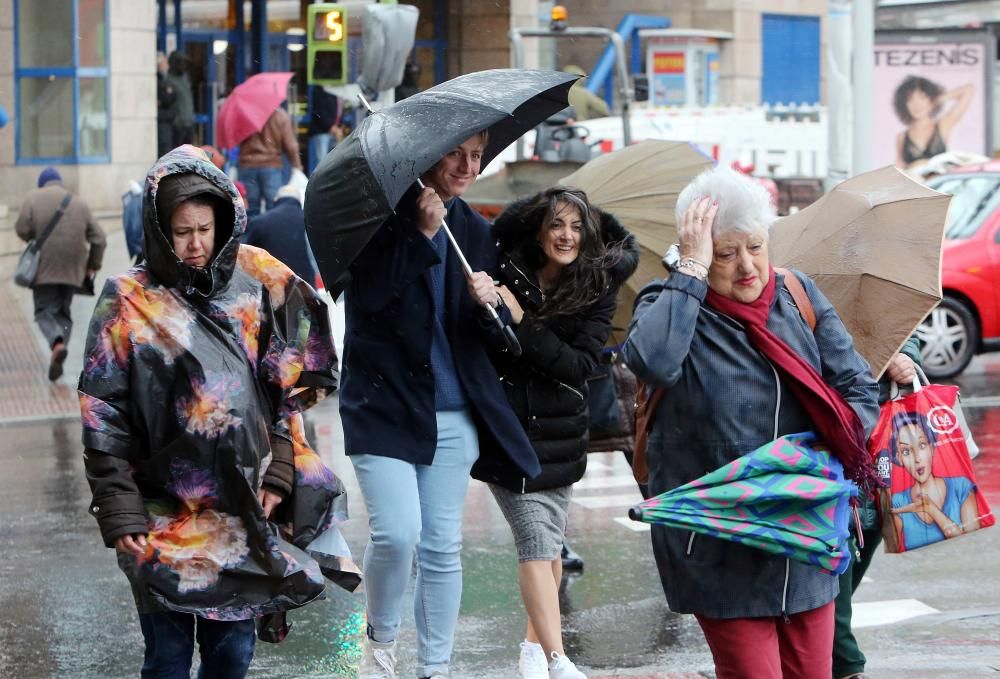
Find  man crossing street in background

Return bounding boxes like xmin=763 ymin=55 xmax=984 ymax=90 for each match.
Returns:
xmin=15 ymin=167 xmax=105 ymax=381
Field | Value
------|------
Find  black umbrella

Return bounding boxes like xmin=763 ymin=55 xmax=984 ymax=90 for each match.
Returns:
xmin=304 ymin=68 xmax=579 ymax=346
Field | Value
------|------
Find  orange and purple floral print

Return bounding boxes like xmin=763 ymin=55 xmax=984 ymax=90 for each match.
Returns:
xmin=223 ymin=292 xmax=262 ymax=364
xmin=79 ymin=393 xmax=117 ymax=433
xmin=78 ymin=146 xmax=346 ymax=620
xmin=86 ymin=272 xmax=195 ymax=376
xmin=142 ymin=459 xmax=250 ymax=594
xmin=287 ymin=413 xmax=337 ymax=490
xmin=176 ymin=371 xmax=245 ymax=438
xmin=238 ymin=245 xmax=293 ymax=309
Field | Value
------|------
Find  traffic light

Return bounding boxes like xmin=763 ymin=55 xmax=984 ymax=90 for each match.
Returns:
xmin=307 ymin=3 xmax=348 ymax=86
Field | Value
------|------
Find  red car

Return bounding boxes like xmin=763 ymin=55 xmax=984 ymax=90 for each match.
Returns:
xmin=920 ymin=162 xmax=1000 ymax=378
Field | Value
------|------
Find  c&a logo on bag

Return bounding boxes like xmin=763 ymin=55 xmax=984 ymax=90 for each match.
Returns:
xmin=926 ymin=406 xmax=960 ymax=435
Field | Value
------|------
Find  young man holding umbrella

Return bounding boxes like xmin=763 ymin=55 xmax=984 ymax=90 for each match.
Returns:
xmin=302 ymin=68 xmax=580 ymax=678
xmin=341 ymin=132 xmax=540 ymax=679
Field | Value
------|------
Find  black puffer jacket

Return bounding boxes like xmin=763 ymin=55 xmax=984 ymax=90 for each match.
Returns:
xmin=472 ymin=198 xmax=639 ymax=493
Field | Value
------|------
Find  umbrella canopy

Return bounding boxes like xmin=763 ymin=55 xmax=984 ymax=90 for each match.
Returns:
xmin=304 ymin=68 xmax=579 ymax=296
xmin=216 ymin=72 xmax=294 ymax=149
xmin=770 ymin=166 xmax=950 ymax=378
xmin=629 ymin=432 xmax=858 ymax=575
xmin=559 ymin=141 xmax=713 ymax=332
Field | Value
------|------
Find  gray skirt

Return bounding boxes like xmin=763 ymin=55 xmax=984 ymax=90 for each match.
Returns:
xmin=489 ymin=484 xmax=573 ymax=562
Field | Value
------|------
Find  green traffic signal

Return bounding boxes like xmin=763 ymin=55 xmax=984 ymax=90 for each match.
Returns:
xmin=307 ymin=3 xmax=348 ymax=86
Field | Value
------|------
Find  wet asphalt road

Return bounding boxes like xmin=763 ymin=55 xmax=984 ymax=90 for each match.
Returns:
xmin=1 ymin=355 xmax=999 ymax=678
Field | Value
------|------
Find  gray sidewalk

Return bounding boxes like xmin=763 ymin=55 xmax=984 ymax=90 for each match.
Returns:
xmin=0 ymin=212 xmax=129 ymax=424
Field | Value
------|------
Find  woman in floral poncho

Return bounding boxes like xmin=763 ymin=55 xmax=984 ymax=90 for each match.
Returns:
xmin=79 ymin=145 xmax=357 ymax=678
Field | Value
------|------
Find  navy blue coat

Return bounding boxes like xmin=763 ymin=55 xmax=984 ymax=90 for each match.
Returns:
xmin=242 ymin=197 xmax=319 ymax=285
xmin=339 ymin=189 xmax=540 ymax=478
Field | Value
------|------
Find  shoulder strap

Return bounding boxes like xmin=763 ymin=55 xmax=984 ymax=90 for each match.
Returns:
xmin=775 ymin=267 xmax=815 ymax=331
xmin=631 ymin=268 xmax=816 ymax=485
xmin=34 ymin=192 xmax=72 ymax=249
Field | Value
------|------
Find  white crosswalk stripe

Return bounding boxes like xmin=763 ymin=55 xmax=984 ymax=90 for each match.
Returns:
xmin=851 ymin=599 xmax=939 ymax=627
xmin=614 ymin=516 xmax=650 ymax=532
xmin=573 ymin=492 xmax=643 ymax=510
xmin=574 ymin=475 xmax=644 ymax=491
xmin=573 ymin=453 xmax=645 ymax=529
xmin=581 ymin=460 xmax=616 ymax=471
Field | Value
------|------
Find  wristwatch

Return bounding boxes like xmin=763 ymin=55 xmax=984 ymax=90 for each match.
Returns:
xmin=662 ymin=243 xmax=681 ymax=272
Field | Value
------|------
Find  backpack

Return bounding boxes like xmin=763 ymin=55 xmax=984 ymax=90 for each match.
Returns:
xmin=122 ymin=182 xmax=144 ymax=260
xmin=631 ymin=268 xmax=816 ymax=485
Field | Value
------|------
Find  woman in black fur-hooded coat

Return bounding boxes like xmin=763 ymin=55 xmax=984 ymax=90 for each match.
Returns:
xmin=472 ymin=186 xmax=639 ymax=675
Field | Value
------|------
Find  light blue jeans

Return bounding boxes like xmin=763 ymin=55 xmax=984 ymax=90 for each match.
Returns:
xmin=238 ymin=165 xmax=282 ymax=218
xmin=350 ymin=409 xmax=479 ymax=678
xmin=308 ymin=133 xmax=334 ymax=174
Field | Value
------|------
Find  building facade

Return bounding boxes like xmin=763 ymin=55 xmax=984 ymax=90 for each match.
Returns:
xmin=0 ymin=0 xmax=837 ymax=212
xmin=0 ymin=0 xmax=156 ymax=213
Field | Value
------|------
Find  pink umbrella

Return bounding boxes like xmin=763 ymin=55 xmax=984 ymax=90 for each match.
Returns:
xmin=216 ymin=72 xmax=294 ymax=149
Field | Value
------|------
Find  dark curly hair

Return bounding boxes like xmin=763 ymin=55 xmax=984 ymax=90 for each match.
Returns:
xmin=516 ymin=186 xmax=618 ymax=319
xmin=893 ymin=76 xmax=943 ymax=125
xmin=889 ymin=410 xmax=938 ymax=466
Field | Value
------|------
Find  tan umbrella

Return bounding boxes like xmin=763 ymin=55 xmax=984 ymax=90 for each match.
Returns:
xmin=770 ymin=166 xmax=950 ymax=378
xmin=560 ymin=140 xmax=714 ymax=334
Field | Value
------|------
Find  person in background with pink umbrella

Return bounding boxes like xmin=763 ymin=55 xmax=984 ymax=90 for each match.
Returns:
xmin=217 ymin=72 xmax=304 ymax=218
xmin=238 ymin=104 xmax=302 ymax=217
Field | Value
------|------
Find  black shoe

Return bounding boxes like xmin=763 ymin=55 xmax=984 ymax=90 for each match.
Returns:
xmin=48 ymin=342 xmax=68 ymax=382
xmin=561 ymin=542 xmax=584 ymax=572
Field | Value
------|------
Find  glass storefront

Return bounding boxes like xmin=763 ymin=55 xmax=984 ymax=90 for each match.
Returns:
xmin=79 ymin=77 xmax=109 ymax=158
xmin=15 ymin=0 xmax=109 ymax=162
xmin=16 ymin=0 xmax=73 ymax=69
xmin=17 ymin=77 xmax=74 ymax=159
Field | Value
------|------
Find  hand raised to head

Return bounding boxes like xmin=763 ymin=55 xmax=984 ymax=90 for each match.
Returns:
xmin=678 ymin=196 xmax=718 ymax=270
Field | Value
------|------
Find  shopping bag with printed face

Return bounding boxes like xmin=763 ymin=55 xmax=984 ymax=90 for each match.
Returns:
xmin=869 ymin=378 xmax=994 ymax=553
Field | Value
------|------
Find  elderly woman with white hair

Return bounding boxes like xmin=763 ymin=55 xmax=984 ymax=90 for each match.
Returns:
xmin=623 ymin=167 xmax=880 ymax=679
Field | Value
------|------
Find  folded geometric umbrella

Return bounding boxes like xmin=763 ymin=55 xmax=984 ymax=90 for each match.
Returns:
xmin=628 ymin=432 xmax=858 ymax=575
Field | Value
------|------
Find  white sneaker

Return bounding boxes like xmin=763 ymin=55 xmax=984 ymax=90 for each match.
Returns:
xmin=517 ymin=640 xmax=549 ymax=678
xmin=358 ymin=638 xmax=397 ymax=679
xmin=548 ymin=651 xmax=587 ymax=679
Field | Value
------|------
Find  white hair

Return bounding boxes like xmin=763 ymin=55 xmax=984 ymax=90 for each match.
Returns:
xmin=675 ymin=166 xmax=777 ymax=238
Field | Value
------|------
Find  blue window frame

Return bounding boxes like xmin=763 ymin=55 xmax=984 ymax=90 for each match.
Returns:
xmin=14 ymin=0 xmax=111 ymax=164
xmin=761 ymin=14 xmax=820 ymax=106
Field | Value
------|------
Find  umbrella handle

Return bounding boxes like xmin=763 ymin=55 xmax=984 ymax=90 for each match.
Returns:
xmin=416 ymin=178 xmax=522 ymax=358
xmin=485 ymin=302 xmax=522 ymax=357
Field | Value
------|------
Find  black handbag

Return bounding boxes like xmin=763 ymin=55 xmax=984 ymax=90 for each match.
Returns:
xmin=77 ymin=273 xmax=96 ymax=296
xmin=586 ymin=349 xmax=638 ymax=454
xmin=588 ymin=361 xmax=620 ymax=435
xmin=14 ymin=192 xmax=72 ymax=288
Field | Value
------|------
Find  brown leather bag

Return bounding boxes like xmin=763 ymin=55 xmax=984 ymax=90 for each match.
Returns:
xmin=631 ymin=268 xmax=815 ymax=485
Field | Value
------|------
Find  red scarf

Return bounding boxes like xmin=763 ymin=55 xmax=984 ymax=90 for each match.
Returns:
xmin=705 ymin=267 xmax=877 ymax=496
